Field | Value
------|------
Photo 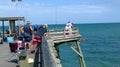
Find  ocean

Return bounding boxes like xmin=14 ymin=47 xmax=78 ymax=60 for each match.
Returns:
xmin=48 ymin=23 xmax=120 ymax=67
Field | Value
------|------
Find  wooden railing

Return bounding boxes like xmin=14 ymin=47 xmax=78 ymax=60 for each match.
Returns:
xmin=47 ymin=28 xmax=81 ymax=39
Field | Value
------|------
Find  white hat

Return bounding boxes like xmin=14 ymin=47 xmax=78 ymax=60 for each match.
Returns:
xmin=43 ymin=24 xmax=48 ymax=27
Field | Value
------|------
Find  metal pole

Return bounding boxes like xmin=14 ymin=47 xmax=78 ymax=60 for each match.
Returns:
xmin=11 ymin=0 xmax=22 ymax=16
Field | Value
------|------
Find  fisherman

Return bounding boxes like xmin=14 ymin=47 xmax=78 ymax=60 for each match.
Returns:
xmin=37 ymin=24 xmax=48 ymax=38
xmin=23 ymin=21 xmax=33 ymax=52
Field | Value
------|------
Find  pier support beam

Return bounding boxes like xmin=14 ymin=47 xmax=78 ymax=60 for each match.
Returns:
xmin=76 ymin=41 xmax=86 ymax=67
xmin=9 ymin=20 xmax=16 ymax=34
xmin=66 ymin=41 xmax=86 ymax=67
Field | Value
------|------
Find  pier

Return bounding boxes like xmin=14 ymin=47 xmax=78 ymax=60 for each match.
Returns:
xmin=40 ymin=29 xmax=86 ymax=67
xmin=0 ymin=28 xmax=86 ymax=67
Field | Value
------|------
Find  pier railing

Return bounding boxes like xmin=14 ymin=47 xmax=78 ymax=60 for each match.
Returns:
xmin=41 ymin=36 xmax=58 ymax=67
xmin=47 ymin=28 xmax=82 ymax=40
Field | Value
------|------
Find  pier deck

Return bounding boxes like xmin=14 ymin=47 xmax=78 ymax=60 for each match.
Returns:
xmin=0 ymin=42 xmax=36 ymax=67
xmin=0 ymin=42 xmax=18 ymax=67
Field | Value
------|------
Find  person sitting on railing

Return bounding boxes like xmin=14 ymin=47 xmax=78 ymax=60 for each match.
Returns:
xmin=64 ymin=21 xmax=73 ymax=37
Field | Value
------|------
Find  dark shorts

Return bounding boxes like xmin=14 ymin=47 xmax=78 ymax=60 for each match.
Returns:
xmin=24 ymin=36 xmax=32 ymax=42
xmin=34 ymin=28 xmax=37 ymax=31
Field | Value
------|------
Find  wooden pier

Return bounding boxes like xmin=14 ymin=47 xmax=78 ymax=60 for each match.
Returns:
xmin=0 ymin=28 xmax=86 ymax=67
xmin=40 ymin=29 xmax=86 ymax=67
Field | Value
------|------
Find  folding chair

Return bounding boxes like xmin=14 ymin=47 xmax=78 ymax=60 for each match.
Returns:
xmin=8 ymin=42 xmax=19 ymax=62
xmin=7 ymin=37 xmax=18 ymax=62
xmin=7 ymin=36 xmax=26 ymax=61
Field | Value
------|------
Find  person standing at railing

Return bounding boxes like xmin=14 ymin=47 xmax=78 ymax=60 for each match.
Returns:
xmin=37 ymin=24 xmax=48 ymax=38
xmin=23 ymin=21 xmax=33 ymax=52
xmin=30 ymin=24 xmax=48 ymax=54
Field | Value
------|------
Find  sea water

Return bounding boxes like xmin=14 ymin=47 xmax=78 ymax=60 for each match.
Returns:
xmin=48 ymin=23 xmax=120 ymax=67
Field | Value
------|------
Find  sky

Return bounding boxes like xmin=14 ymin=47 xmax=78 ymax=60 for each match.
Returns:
xmin=0 ymin=0 xmax=120 ymax=24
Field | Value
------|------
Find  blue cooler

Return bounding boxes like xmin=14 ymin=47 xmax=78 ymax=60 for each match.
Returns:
xmin=7 ymin=37 xmax=14 ymax=43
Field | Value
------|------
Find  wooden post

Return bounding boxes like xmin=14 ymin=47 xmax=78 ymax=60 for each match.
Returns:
xmin=9 ymin=20 xmax=16 ymax=34
xmin=2 ymin=20 xmax=4 ymax=40
xmin=9 ymin=20 xmax=11 ymax=34
xmin=76 ymin=41 xmax=86 ymax=67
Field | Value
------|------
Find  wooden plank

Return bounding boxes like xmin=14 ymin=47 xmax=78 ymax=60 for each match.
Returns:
xmin=48 ymin=35 xmax=81 ymax=40
xmin=53 ymin=38 xmax=80 ymax=43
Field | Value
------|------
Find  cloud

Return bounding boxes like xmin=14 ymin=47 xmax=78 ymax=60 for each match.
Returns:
xmin=0 ymin=1 xmax=114 ymax=24
xmin=0 ymin=1 xmax=107 ymax=16
xmin=58 ymin=4 xmax=107 ymax=14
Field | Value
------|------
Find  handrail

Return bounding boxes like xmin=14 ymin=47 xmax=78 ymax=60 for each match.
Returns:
xmin=47 ymin=28 xmax=79 ymax=37
xmin=41 ymin=36 xmax=57 ymax=67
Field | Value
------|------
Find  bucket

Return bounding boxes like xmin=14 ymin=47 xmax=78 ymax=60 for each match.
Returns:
xmin=17 ymin=41 xmax=22 ymax=47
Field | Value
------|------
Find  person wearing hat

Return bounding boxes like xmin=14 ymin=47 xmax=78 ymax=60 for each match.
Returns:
xmin=23 ymin=21 xmax=33 ymax=51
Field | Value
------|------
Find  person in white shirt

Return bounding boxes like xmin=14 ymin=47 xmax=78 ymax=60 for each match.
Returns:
xmin=64 ymin=21 xmax=73 ymax=37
